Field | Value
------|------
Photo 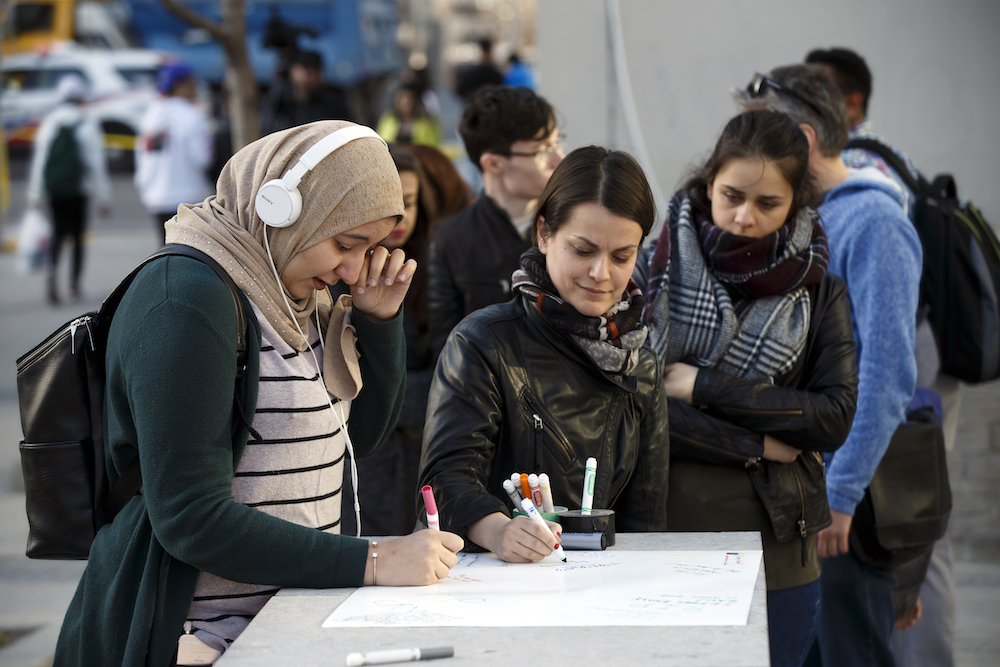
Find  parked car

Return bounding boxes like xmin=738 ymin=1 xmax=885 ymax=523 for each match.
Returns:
xmin=1 ymin=41 xmax=168 ymax=171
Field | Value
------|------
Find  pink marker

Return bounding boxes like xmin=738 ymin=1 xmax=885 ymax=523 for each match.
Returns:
xmin=422 ymin=485 xmax=440 ymax=530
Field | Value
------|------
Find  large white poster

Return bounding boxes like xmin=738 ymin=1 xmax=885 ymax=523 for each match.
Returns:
xmin=323 ymin=550 xmax=763 ymax=628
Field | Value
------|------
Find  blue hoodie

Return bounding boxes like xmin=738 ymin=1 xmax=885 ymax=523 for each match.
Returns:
xmin=819 ymin=169 xmax=922 ymax=515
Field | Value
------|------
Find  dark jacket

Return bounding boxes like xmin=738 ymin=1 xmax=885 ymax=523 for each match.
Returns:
xmin=418 ymin=297 xmax=670 ymax=541
xmin=427 ymin=195 xmax=529 ymax=356
xmin=54 ymin=256 xmax=406 ymax=667
xmin=667 ymin=273 xmax=858 ymax=543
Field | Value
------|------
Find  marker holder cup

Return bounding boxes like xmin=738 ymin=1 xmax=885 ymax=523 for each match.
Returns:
xmin=557 ymin=508 xmax=616 ymax=547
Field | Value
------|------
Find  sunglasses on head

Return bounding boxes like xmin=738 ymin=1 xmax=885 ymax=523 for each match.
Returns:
xmin=746 ymin=73 xmax=826 ymax=120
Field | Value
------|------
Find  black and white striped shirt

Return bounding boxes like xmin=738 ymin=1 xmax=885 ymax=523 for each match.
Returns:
xmin=186 ymin=301 xmax=350 ymax=652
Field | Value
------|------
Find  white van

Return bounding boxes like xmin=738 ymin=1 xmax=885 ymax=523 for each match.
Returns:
xmin=1 ymin=41 xmax=168 ymax=171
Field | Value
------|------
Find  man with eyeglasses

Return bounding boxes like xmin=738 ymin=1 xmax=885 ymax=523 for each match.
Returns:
xmin=806 ymin=47 xmax=960 ymax=667
xmin=737 ymin=65 xmax=922 ymax=667
xmin=427 ymin=85 xmax=564 ymax=356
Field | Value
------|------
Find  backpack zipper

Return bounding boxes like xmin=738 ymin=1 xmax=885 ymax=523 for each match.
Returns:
xmin=69 ymin=316 xmax=96 ymax=354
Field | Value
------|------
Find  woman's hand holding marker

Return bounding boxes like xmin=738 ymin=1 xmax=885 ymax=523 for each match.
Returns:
xmin=365 ymin=530 xmax=463 ymax=586
xmin=467 ymin=511 xmax=562 ymax=564
xmin=520 ymin=498 xmax=567 ymax=562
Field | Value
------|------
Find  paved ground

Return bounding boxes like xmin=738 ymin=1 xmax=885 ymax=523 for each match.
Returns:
xmin=0 ymin=173 xmax=998 ymax=666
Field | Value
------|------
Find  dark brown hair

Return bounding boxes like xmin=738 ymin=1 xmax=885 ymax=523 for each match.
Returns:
xmin=386 ymin=145 xmax=434 ymax=335
xmin=533 ymin=146 xmax=655 ymax=244
xmin=685 ymin=109 xmax=814 ymax=222
xmin=460 ymin=85 xmax=556 ymax=172
xmin=404 ymin=143 xmax=475 ymax=222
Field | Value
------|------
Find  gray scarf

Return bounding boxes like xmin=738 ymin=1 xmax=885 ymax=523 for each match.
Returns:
xmin=645 ymin=194 xmax=814 ymax=382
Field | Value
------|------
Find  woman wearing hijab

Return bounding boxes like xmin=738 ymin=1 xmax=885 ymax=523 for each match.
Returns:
xmin=53 ymin=121 xmax=463 ymax=667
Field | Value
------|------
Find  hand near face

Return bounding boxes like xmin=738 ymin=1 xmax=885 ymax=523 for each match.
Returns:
xmin=350 ymin=245 xmax=417 ymax=321
xmin=662 ymin=362 xmax=699 ymax=403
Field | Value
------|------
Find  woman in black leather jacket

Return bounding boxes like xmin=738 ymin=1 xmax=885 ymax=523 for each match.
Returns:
xmin=419 ymin=146 xmax=669 ymax=562
xmin=639 ymin=110 xmax=858 ymax=667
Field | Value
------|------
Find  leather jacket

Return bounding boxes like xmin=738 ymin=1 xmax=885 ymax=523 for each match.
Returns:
xmin=418 ymin=297 xmax=670 ymax=541
xmin=667 ymin=273 xmax=859 ymax=543
xmin=426 ymin=195 xmax=529 ymax=357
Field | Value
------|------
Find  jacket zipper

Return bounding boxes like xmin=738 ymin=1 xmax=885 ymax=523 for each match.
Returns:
xmin=670 ymin=431 xmax=761 ymax=469
xmin=532 ymin=414 xmax=543 ymax=471
xmin=523 ymin=395 xmax=574 ymax=464
xmin=792 ymin=465 xmax=808 ymax=566
xmin=609 ymin=395 xmax=638 ymax=509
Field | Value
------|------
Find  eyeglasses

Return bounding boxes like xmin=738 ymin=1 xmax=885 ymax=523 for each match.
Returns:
xmin=500 ymin=134 xmax=567 ymax=165
xmin=746 ymin=73 xmax=826 ymax=120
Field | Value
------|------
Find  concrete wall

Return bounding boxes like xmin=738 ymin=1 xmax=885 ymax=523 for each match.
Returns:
xmin=536 ymin=0 xmax=1000 ymax=224
xmin=536 ymin=0 xmax=1000 ymax=563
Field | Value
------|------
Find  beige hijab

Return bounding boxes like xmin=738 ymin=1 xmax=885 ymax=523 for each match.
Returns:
xmin=164 ymin=120 xmax=404 ymax=399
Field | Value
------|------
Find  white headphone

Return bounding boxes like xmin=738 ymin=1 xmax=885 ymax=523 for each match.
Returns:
xmin=254 ymin=125 xmax=386 ymax=228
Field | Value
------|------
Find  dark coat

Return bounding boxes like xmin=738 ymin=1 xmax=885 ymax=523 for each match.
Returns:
xmin=667 ymin=273 xmax=859 ymax=543
xmin=418 ymin=297 xmax=670 ymax=541
xmin=426 ymin=195 xmax=529 ymax=357
xmin=54 ymin=256 xmax=406 ymax=667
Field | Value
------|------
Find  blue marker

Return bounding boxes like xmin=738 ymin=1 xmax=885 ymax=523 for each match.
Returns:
xmin=520 ymin=497 xmax=567 ymax=562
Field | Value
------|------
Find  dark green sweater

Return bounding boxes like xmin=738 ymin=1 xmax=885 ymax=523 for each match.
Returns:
xmin=54 ymin=256 xmax=406 ymax=667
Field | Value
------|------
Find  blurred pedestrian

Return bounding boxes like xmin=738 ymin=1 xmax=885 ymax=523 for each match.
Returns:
xmin=27 ymin=73 xmax=110 ymax=304
xmin=134 ymin=62 xmax=213 ymax=246
xmin=342 ymin=145 xmax=440 ymax=536
xmin=260 ymin=50 xmax=352 ymax=134
xmin=455 ymin=38 xmax=504 ymax=102
xmin=404 ymin=143 xmax=474 ymax=220
xmin=503 ymin=53 xmax=535 ymax=90
xmin=376 ymin=84 xmax=442 ymax=146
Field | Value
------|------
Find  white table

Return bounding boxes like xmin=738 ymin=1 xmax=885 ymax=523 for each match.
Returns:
xmin=215 ymin=532 xmax=770 ymax=666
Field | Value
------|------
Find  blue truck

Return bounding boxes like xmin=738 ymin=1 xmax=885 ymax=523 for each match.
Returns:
xmin=124 ymin=0 xmax=401 ymax=87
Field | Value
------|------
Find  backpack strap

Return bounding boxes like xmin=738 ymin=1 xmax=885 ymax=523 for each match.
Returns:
xmin=100 ymin=244 xmax=250 ymax=522
xmin=845 ymin=138 xmax=928 ymax=196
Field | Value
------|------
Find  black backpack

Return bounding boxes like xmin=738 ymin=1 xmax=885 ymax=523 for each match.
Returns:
xmin=847 ymin=138 xmax=1000 ymax=384
xmin=16 ymin=245 xmax=249 ymax=559
xmin=43 ymin=120 xmax=86 ymax=199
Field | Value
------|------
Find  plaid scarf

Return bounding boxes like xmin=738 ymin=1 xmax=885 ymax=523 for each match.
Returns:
xmin=512 ymin=247 xmax=648 ymax=373
xmin=643 ymin=192 xmax=828 ymax=381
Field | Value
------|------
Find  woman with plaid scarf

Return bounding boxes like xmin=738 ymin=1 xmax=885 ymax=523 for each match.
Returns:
xmin=639 ymin=110 xmax=858 ymax=667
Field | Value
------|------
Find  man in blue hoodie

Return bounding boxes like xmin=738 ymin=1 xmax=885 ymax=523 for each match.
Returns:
xmin=807 ymin=47 xmax=961 ymax=667
xmin=737 ymin=64 xmax=922 ymax=666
